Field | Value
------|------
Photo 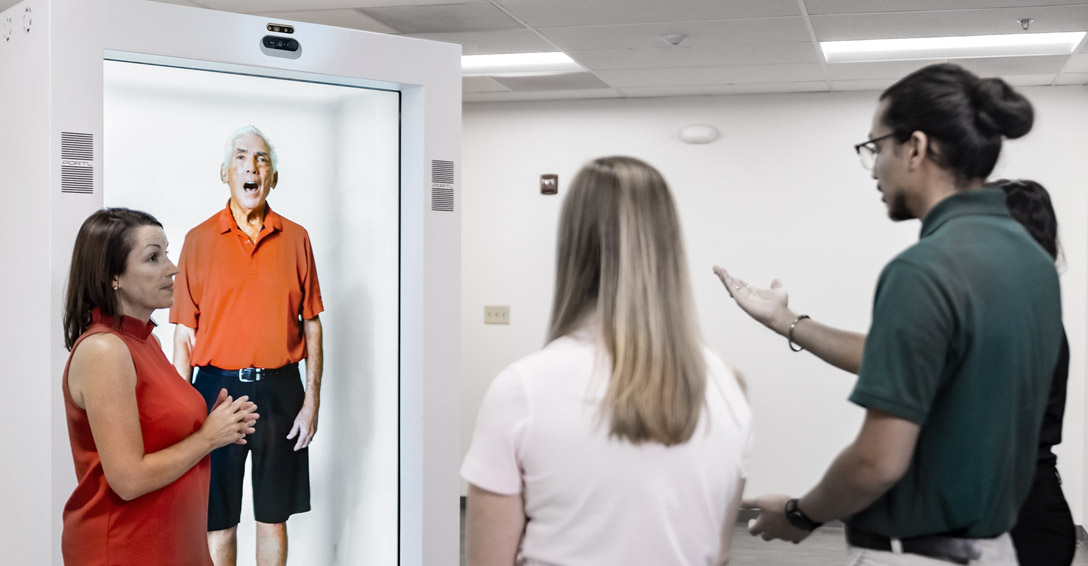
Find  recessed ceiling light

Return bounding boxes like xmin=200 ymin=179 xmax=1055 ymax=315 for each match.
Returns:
xmin=461 ymin=52 xmax=583 ymax=77
xmin=821 ymin=32 xmax=1087 ymax=63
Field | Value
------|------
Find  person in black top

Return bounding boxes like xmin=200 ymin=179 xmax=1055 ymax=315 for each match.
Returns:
xmin=995 ymin=178 xmax=1075 ymax=566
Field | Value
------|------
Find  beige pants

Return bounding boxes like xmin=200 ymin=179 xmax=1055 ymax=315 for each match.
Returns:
xmin=846 ymin=533 xmax=1017 ymax=566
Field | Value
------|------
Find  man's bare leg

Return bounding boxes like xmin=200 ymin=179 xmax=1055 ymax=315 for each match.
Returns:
xmin=208 ymin=527 xmax=238 ymax=566
xmin=256 ymin=521 xmax=287 ymax=566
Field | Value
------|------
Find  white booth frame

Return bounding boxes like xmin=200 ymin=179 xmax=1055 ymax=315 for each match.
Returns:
xmin=0 ymin=1 xmax=462 ymax=564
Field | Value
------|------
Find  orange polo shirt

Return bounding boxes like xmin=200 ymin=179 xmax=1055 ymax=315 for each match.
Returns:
xmin=170 ymin=204 xmax=323 ymax=369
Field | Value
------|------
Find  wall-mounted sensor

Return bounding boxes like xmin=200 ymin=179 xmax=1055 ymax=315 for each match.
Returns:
xmin=267 ymin=23 xmax=295 ymax=34
xmin=677 ymin=123 xmax=720 ymax=144
xmin=23 ymin=7 xmax=31 ymax=33
xmin=260 ymin=35 xmax=302 ymax=60
xmin=540 ymin=174 xmax=558 ymax=195
xmin=3 ymin=17 xmax=12 ymax=42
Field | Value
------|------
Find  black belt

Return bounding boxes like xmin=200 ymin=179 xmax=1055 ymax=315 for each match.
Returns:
xmin=201 ymin=363 xmax=298 ymax=383
xmin=845 ymin=526 xmax=983 ymax=565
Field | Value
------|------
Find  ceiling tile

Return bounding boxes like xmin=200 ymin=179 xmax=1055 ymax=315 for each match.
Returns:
xmin=463 ymin=76 xmax=509 ymax=93
xmin=812 ymin=6 xmax=1088 ymax=41
xmin=806 ymin=0 xmax=1088 ymax=16
xmin=357 ymin=3 xmax=523 ymax=34
xmin=825 ymin=59 xmax=948 ymax=80
xmin=404 ymin=29 xmax=555 ymax=55
xmin=595 ymin=63 xmax=826 ymax=88
xmin=619 ymin=81 xmax=830 ymax=98
xmin=950 ymin=54 xmax=1070 ymax=75
xmin=492 ymin=72 xmax=611 ymax=91
xmin=254 ymin=9 xmax=399 ymax=34
xmin=571 ymin=43 xmax=819 ymax=71
xmin=497 ymin=0 xmax=800 ymax=27
xmin=1054 ymin=72 xmax=1088 ymax=83
xmin=1064 ymin=53 xmax=1088 ymax=71
xmin=540 ymin=17 xmax=811 ymax=52
xmin=1000 ymin=73 xmax=1062 ymax=85
xmin=830 ymin=79 xmax=900 ymax=91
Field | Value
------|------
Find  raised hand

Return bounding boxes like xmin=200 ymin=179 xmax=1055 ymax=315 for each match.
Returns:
xmin=713 ymin=266 xmax=794 ymax=335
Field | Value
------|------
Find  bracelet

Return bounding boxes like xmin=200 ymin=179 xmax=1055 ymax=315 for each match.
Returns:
xmin=787 ymin=314 xmax=810 ymax=352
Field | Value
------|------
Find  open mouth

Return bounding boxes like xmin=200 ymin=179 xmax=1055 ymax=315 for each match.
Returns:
xmin=243 ymin=181 xmax=259 ymax=193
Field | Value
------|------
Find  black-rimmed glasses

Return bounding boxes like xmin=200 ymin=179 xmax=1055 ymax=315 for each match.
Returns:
xmin=854 ymin=133 xmax=896 ymax=171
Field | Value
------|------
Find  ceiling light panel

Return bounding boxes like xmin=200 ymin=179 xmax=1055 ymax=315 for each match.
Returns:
xmin=462 ymin=52 xmax=584 ymax=76
xmin=822 ymin=32 xmax=1087 ymax=63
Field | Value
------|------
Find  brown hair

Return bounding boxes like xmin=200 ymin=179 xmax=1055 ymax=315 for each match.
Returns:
xmin=549 ymin=156 xmax=706 ymax=446
xmin=63 ymin=208 xmax=163 ymax=350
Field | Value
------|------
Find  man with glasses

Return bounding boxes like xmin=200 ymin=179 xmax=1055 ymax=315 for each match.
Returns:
xmin=713 ymin=64 xmax=1059 ymax=565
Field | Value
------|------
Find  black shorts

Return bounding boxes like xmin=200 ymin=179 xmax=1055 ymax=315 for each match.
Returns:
xmin=193 ymin=364 xmax=311 ymax=531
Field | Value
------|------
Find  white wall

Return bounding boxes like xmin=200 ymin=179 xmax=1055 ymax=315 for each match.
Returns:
xmin=103 ymin=61 xmax=401 ymax=565
xmin=459 ymin=87 xmax=1088 ymax=524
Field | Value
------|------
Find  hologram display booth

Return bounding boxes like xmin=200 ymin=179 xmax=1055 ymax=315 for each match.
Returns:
xmin=0 ymin=0 xmax=461 ymax=564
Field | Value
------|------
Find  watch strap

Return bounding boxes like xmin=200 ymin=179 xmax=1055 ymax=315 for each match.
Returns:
xmin=784 ymin=498 xmax=822 ymax=531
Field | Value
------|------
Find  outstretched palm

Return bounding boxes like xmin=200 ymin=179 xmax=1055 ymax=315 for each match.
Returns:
xmin=713 ymin=266 xmax=790 ymax=332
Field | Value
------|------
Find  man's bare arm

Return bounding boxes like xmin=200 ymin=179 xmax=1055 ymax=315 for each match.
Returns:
xmin=288 ymin=316 xmax=322 ymax=451
xmin=172 ymin=324 xmax=197 ymax=381
xmin=743 ymin=409 xmax=919 ymax=542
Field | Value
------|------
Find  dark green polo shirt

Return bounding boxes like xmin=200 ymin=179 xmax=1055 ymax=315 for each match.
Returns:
xmin=846 ymin=188 xmax=1062 ymax=538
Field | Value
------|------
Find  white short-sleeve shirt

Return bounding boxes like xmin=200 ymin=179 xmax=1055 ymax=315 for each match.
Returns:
xmin=462 ymin=332 xmax=753 ymax=566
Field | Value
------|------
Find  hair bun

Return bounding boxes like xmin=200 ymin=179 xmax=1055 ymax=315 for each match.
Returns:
xmin=972 ymin=77 xmax=1034 ymax=139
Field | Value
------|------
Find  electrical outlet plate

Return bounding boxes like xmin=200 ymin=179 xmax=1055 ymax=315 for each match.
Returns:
xmin=484 ymin=305 xmax=510 ymax=325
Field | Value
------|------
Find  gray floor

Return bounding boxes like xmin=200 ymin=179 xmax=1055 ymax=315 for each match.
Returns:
xmin=459 ymin=512 xmax=1088 ymax=565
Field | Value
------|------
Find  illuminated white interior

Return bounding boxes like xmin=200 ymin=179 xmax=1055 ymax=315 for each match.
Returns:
xmin=103 ymin=60 xmax=401 ymax=566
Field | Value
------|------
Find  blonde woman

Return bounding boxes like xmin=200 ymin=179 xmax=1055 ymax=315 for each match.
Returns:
xmin=462 ymin=156 xmax=752 ymax=566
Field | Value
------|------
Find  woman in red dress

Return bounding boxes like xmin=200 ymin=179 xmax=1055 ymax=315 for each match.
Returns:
xmin=61 ymin=208 xmax=259 ymax=566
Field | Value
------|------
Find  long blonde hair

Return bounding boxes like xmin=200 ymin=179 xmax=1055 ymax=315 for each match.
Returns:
xmin=549 ymin=156 xmax=706 ymax=446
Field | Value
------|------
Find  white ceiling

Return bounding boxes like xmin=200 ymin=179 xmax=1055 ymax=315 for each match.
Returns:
xmin=4 ymin=0 xmax=1088 ymax=101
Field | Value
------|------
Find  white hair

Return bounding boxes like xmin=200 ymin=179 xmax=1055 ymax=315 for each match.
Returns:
xmin=221 ymin=125 xmax=278 ymax=172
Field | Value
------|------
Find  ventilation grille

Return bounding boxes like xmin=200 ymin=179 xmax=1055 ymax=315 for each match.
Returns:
xmin=61 ymin=132 xmax=93 ymax=194
xmin=431 ymin=159 xmax=454 ymax=212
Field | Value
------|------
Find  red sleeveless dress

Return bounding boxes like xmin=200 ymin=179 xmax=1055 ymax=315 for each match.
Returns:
xmin=61 ymin=309 xmax=213 ymax=566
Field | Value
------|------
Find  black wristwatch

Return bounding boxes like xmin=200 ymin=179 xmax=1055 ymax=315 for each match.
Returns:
xmin=784 ymin=498 xmax=823 ymax=531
